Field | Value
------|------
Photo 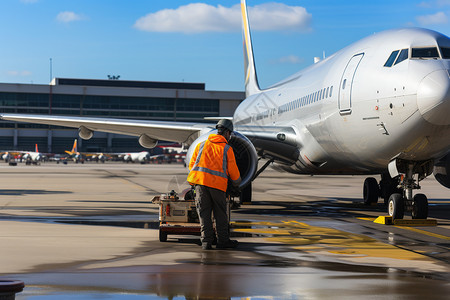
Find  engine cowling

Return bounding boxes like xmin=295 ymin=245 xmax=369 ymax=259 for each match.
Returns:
xmin=433 ymin=153 xmax=450 ymax=188
xmin=78 ymin=126 xmax=94 ymax=140
xmin=185 ymin=130 xmax=258 ymax=190
xmin=139 ymin=134 xmax=158 ymax=149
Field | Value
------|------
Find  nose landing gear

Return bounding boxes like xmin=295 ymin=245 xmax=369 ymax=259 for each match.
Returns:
xmin=386 ymin=159 xmax=433 ymax=220
xmin=364 ymin=159 xmax=433 ymax=220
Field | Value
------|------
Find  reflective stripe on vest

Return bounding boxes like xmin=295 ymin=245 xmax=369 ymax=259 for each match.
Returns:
xmin=191 ymin=142 xmax=231 ymax=179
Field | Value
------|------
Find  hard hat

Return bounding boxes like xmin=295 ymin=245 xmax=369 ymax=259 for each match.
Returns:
xmin=216 ymin=119 xmax=234 ymax=132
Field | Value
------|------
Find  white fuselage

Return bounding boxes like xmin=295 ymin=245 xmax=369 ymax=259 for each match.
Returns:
xmin=22 ymin=151 xmax=42 ymax=162
xmin=234 ymin=28 xmax=450 ymax=175
xmin=123 ymin=151 xmax=150 ymax=163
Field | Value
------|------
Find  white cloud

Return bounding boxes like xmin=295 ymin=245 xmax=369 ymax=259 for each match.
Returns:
xmin=7 ymin=70 xmax=32 ymax=77
xmin=56 ymin=11 xmax=83 ymax=23
xmin=416 ymin=11 xmax=448 ymax=25
xmin=134 ymin=3 xmax=312 ymax=33
xmin=247 ymin=3 xmax=311 ymax=32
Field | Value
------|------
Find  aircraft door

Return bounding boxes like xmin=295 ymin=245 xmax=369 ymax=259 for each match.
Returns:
xmin=339 ymin=53 xmax=364 ymax=115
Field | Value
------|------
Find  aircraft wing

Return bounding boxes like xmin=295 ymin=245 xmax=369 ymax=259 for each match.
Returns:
xmin=0 ymin=114 xmax=213 ymax=146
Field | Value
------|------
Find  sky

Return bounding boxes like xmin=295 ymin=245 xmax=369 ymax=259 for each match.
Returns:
xmin=0 ymin=0 xmax=449 ymax=91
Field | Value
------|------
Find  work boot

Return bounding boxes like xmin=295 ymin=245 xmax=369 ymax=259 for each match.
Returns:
xmin=216 ymin=239 xmax=238 ymax=249
xmin=202 ymin=243 xmax=212 ymax=250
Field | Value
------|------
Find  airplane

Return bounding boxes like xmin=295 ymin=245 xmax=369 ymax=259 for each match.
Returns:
xmin=1 ymin=0 xmax=449 ymax=220
xmin=65 ymin=139 xmax=113 ymax=163
xmin=0 ymin=152 xmax=11 ymax=162
xmin=121 ymin=151 xmax=152 ymax=163
xmin=21 ymin=144 xmax=44 ymax=165
xmin=65 ymin=139 xmax=154 ymax=163
xmin=0 ymin=144 xmax=44 ymax=165
xmin=65 ymin=139 xmax=85 ymax=163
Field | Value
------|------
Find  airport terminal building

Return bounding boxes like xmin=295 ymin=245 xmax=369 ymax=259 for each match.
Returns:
xmin=0 ymin=78 xmax=245 ymax=153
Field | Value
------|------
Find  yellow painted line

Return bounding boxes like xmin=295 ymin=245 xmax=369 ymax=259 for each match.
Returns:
xmin=282 ymin=220 xmax=310 ymax=227
xmin=357 ymin=217 xmax=376 ymax=221
xmin=231 ymin=220 xmax=434 ymax=261
xmin=395 ymin=226 xmax=450 ymax=241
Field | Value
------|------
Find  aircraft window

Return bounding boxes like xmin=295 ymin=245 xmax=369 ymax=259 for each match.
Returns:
xmin=326 ymin=87 xmax=329 ymax=98
xmin=411 ymin=47 xmax=439 ymax=59
xmin=330 ymin=86 xmax=333 ymax=97
xmin=384 ymin=50 xmax=399 ymax=67
xmin=394 ymin=48 xmax=408 ymax=65
xmin=441 ymin=47 xmax=450 ymax=59
xmin=342 ymin=79 xmax=347 ymax=90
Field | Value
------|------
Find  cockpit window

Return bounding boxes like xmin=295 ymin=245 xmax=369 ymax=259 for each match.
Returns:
xmin=394 ymin=48 xmax=408 ymax=65
xmin=441 ymin=47 xmax=450 ymax=59
xmin=411 ymin=47 xmax=439 ymax=59
xmin=384 ymin=50 xmax=399 ymax=67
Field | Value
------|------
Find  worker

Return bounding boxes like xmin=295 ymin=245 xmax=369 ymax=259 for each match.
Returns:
xmin=187 ymin=119 xmax=242 ymax=250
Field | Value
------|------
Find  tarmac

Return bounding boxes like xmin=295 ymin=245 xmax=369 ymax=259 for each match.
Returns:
xmin=0 ymin=162 xmax=449 ymax=299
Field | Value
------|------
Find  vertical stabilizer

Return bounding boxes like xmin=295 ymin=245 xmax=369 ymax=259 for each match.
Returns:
xmin=71 ymin=139 xmax=77 ymax=153
xmin=241 ymin=0 xmax=261 ymax=97
xmin=35 ymin=144 xmax=39 ymax=153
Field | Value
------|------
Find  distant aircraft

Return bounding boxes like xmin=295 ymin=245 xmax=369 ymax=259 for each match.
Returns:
xmin=1 ymin=0 xmax=449 ymax=220
xmin=65 ymin=139 xmax=111 ymax=163
xmin=0 ymin=152 xmax=11 ymax=162
xmin=0 ymin=144 xmax=44 ymax=165
xmin=65 ymin=139 xmax=156 ymax=163
xmin=65 ymin=139 xmax=85 ymax=163
xmin=121 ymin=151 xmax=152 ymax=163
xmin=21 ymin=144 xmax=44 ymax=165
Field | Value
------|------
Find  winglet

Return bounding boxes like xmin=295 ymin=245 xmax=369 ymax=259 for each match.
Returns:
xmin=241 ymin=0 xmax=261 ymax=97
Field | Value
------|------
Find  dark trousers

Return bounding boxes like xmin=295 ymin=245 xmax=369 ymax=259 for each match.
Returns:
xmin=195 ymin=185 xmax=229 ymax=244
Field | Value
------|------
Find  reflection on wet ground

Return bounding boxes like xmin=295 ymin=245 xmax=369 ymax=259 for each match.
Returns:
xmin=9 ymin=218 xmax=450 ymax=299
xmin=0 ymin=189 xmax=72 ymax=196
xmin=14 ymin=262 xmax=450 ymax=299
xmin=1 ymin=164 xmax=449 ymax=299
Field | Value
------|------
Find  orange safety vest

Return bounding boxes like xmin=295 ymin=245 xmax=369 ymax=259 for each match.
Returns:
xmin=187 ymin=134 xmax=241 ymax=192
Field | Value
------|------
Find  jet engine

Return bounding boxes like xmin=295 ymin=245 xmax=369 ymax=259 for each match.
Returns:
xmin=433 ymin=153 xmax=450 ymax=188
xmin=185 ymin=130 xmax=258 ymax=190
xmin=139 ymin=134 xmax=158 ymax=149
xmin=78 ymin=126 xmax=94 ymax=140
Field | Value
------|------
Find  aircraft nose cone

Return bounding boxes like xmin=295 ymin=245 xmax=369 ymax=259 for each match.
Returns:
xmin=417 ymin=69 xmax=450 ymax=125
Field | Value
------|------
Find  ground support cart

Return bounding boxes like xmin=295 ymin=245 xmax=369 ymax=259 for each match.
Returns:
xmin=151 ymin=190 xmax=231 ymax=242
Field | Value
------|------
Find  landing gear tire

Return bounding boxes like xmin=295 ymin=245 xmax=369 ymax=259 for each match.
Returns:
xmin=363 ymin=177 xmax=379 ymax=205
xmin=412 ymin=193 xmax=428 ymax=219
xmin=380 ymin=174 xmax=401 ymax=206
xmin=159 ymin=230 xmax=167 ymax=242
xmin=240 ymin=183 xmax=252 ymax=205
xmin=388 ymin=193 xmax=404 ymax=220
